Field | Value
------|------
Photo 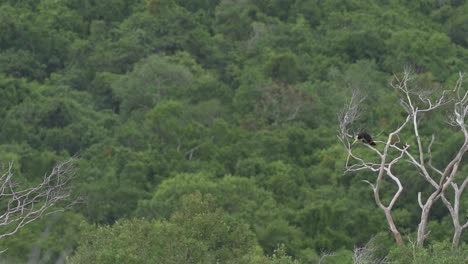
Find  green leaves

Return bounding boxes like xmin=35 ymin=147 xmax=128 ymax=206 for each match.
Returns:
xmin=71 ymin=193 xmax=260 ymax=264
xmin=1 ymin=0 xmax=467 ymax=262
xmin=384 ymin=30 xmax=456 ymax=79
xmin=113 ymin=55 xmax=194 ymax=117
xmin=388 ymin=241 xmax=468 ymax=264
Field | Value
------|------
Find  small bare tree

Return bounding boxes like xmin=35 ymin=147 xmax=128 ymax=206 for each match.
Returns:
xmin=339 ymin=90 xmax=410 ymax=245
xmin=353 ymin=237 xmax=387 ymax=264
xmin=339 ymin=69 xmax=467 ymax=247
xmin=0 ymin=158 xmax=75 ymax=242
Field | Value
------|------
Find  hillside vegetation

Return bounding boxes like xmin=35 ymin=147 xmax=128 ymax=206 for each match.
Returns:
xmin=0 ymin=0 xmax=467 ymax=263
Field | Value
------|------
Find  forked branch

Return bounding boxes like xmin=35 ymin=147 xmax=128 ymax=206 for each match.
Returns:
xmin=0 ymin=158 xmax=76 ymax=240
xmin=441 ymin=177 xmax=468 ymax=247
xmin=339 ymin=88 xmax=411 ymax=245
xmin=340 ymin=69 xmax=467 ymax=247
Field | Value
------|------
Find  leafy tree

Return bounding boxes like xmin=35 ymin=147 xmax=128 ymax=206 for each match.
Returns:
xmin=113 ymin=55 xmax=194 ymax=117
xmin=388 ymin=241 xmax=468 ymax=264
xmin=136 ymin=173 xmax=307 ymax=254
xmin=70 ymin=193 xmax=260 ymax=264
xmin=214 ymin=0 xmax=258 ymax=41
xmin=1 ymin=0 xmax=468 ymax=262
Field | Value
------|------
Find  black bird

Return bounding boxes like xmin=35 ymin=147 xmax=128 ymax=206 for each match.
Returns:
xmin=356 ymin=132 xmax=376 ymax=146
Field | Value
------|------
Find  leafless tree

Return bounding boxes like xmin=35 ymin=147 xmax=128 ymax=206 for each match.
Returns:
xmin=0 ymin=158 xmax=76 ymax=244
xmin=432 ymin=73 xmax=468 ymax=248
xmin=339 ymin=88 xmax=410 ymax=245
xmin=339 ymin=68 xmax=467 ymax=247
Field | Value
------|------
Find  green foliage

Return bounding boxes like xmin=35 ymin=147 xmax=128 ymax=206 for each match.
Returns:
xmin=0 ymin=212 xmax=85 ymax=263
xmin=264 ymin=52 xmax=305 ymax=84
xmin=70 ymin=193 xmax=260 ymax=264
xmin=384 ymin=30 xmax=456 ymax=79
xmin=445 ymin=3 xmax=468 ymax=47
xmin=0 ymin=0 xmax=467 ymax=262
xmin=0 ymin=75 xmax=33 ymax=116
xmin=76 ymin=147 xmax=153 ymax=223
xmin=258 ymin=244 xmax=303 ymax=264
xmin=214 ymin=0 xmax=258 ymax=41
xmin=136 ymin=173 xmax=309 ymax=255
xmin=113 ymin=55 xmax=194 ymax=117
xmin=388 ymin=241 xmax=468 ymax=264
xmin=0 ymin=49 xmax=46 ymax=79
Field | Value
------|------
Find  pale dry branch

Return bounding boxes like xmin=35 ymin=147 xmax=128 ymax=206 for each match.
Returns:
xmin=385 ymin=145 xmax=409 ymax=209
xmin=427 ymin=135 xmax=443 ymax=177
xmin=353 ymin=237 xmax=387 ymax=264
xmin=392 ymin=68 xmax=450 ymax=115
xmin=389 ymin=69 xmax=468 ymax=246
xmin=417 ymin=192 xmax=424 ymax=209
xmin=342 ymin=143 xmax=383 ymax=173
xmin=362 ymin=180 xmax=375 ymax=190
xmin=338 ymin=89 xmax=365 ymax=139
xmin=0 ymin=158 xmax=75 ymax=240
xmin=341 ymin=70 xmax=468 ymax=248
xmin=440 ymin=176 xmax=468 ymax=247
xmin=346 ymin=114 xmax=410 ymax=245
xmin=318 ymin=250 xmax=336 ymax=264
xmin=413 ymin=72 xmax=468 ymax=247
xmin=404 ymin=149 xmax=439 ymax=189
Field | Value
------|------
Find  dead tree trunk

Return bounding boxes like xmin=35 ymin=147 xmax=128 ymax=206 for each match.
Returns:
xmin=441 ymin=177 xmax=468 ymax=248
xmin=339 ymin=69 xmax=467 ymax=248
xmin=339 ymin=90 xmax=410 ymax=245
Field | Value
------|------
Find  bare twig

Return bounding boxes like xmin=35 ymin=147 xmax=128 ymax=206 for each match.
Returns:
xmin=353 ymin=237 xmax=387 ymax=264
xmin=318 ymin=250 xmax=336 ymax=264
xmin=0 ymin=158 xmax=76 ymax=241
xmin=339 ymin=87 xmax=410 ymax=245
xmin=338 ymin=89 xmax=365 ymax=139
xmin=340 ymin=69 xmax=468 ymax=248
xmin=391 ymin=69 xmax=467 ymax=247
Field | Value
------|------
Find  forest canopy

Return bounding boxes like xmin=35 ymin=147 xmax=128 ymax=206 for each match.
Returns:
xmin=0 ymin=0 xmax=467 ymax=263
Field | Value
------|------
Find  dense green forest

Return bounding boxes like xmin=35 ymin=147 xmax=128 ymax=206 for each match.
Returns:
xmin=0 ymin=0 xmax=467 ymax=263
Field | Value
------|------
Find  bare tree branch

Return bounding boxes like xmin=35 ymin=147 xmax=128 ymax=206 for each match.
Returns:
xmin=318 ymin=250 xmax=336 ymax=264
xmin=338 ymin=89 xmax=365 ymax=139
xmin=353 ymin=237 xmax=387 ymax=264
xmin=340 ymin=69 xmax=468 ymax=248
xmin=339 ymin=87 xmax=410 ymax=245
xmin=427 ymin=135 xmax=444 ymax=177
xmin=0 ymin=158 xmax=76 ymax=241
xmin=390 ymin=69 xmax=467 ymax=247
xmin=417 ymin=192 xmax=424 ymax=210
xmin=440 ymin=176 xmax=468 ymax=247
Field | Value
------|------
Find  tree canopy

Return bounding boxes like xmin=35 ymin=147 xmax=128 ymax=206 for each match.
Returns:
xmin=0 ymin=0 xmax=467 ymax=263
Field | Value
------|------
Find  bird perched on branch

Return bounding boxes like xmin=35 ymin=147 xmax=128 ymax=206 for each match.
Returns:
xmin=354 ymin=132 xmax=376 ymax=146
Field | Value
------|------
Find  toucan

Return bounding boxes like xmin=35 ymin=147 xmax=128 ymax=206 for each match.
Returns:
xmin=354 ymin=132 xmax=376 ymax=146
